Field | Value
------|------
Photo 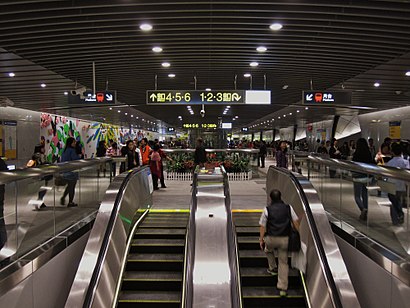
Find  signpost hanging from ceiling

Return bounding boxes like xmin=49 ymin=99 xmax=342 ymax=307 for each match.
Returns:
xmin=302 ymin=90 xmax=351 ymax=105
xmin=146 ymin=90 xmax=271 ymax=105
xmin=68 ymin=90 xmax=117 ymax=105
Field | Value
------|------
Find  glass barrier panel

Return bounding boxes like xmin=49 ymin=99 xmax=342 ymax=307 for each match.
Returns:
xmin=305 ymin=158 xmax=410 ymax=261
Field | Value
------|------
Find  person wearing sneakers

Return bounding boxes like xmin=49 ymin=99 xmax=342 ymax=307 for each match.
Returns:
xmin=259 ymin=189 xmax=299 ymax=297
xmin=60 ymin=137 xmax=80 ymax=207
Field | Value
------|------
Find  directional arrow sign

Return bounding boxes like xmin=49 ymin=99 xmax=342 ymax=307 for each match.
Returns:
xmin=106 ymin=94 xmax=113 ymax=101
xmin=68 ymin=90 xmax=116 ymax=104
xmin=306 ymin=94 xmax=313 ymax=101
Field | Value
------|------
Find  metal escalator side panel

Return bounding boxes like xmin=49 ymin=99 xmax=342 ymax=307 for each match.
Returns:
xmin=266 ymin=166 xmax=360 ymax=308
xmin=65 ymin=166 xmax=152 ymax=308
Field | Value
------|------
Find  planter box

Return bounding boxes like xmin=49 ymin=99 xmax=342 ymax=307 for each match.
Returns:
xmin=165 ymin=171 xmax=252 ymax=181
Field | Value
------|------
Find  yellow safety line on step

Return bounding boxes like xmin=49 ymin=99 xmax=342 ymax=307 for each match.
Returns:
xmin=232 ymin=209 xmax=263 ymax=213
xmin=148 ymin=209 xmax=190 ymax=213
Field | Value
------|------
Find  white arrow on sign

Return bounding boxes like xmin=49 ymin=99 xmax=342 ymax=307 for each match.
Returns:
xmin=106 ymin=94 xmax=113 ymax=101
xmin=306 ymin=94 xmax=313 ymax=101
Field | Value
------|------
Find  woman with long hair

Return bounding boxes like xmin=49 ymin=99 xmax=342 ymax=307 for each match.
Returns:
xmin=351 ymin=138 xmax=374 ymax=221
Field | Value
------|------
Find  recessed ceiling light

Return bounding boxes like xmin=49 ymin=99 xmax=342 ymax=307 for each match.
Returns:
xmin=296 ymin=110 xmax=300 ymax=113
xmin=140 ymin=23 xmax=153 ymax=31
xmin=64 ymin=91 xmax=68 ymax=95
xmin=125 ymin=113 xmax=128 ymax=115
xmin=162 ymin=62 xmax=171 ymax=68
xmin=235 ymin=116 xmax=239 ymax=118
xmin=226 ymin=105 xmax=231 ymax=108
xmin=278 ymin=117 xmax=281 ymax=119
xmin=249 ymin=62 xmax=259 ymax=67
xmin=270 ymin=23 xmax=283 ymax=31
xmin=168 ymin=73 xmax=176 ymax=78
xmin=289 ymin=113 xmax=292 ymax=115
xmin=405 ymin=71 xmax=410 ymax=76
xmin=305 ymin=107 xmax=309 ymax=110
xmin=205 ymin=88 xmax=211 ymax=91
xmin=131 ymin=115 xmax=134 ymax=117
xmin=117 ymin=110 xmax=121 ymax=113
xmin=152 ymin=46 xmax=162 ymax=53
xmin=374 ymin=82 xmax=380 ymax=87
xmin=256 ymin=46 xmax=267 ymax=52
xmin=109 ymin=107 xmax=112 ymax=110
xmin=283 ymin=115 xmax=286 ymax=118
xmin=244 ymin=73 xmax=251 ymax=78
xmin=8 ymin=72 xmax=15 ymax=77
xmin=40 ymin=83 xmax=46 ymax=88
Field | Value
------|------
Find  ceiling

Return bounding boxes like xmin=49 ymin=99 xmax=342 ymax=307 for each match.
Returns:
xmin=1 ymin=0 xmax=410 ymax=133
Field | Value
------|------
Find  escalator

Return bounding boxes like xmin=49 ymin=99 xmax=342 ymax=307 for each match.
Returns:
xmin=233 ymin=211 xmax=307 ymax=308
xmin=117 ymin=210 xmax=189 ymax=308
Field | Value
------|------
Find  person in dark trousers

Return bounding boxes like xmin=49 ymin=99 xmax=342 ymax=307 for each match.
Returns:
xmin=150 ymin=144 xmax=162 ymax=190
xmin=60 ymin=137 xmax=80 ymax=207
xmin=351 ymin=138 xmax=375 ymax=221
xmin=28 ymin=144 xmax=51 ymax=210
xmin=157 ymin=143 xmax=170 ymax=188
xmin=328 ymin=138 xmax=341 ymax=178
xmin=96 ymin=140 xmax=107 ymax=177
xmin=124 ymin=140 xmax=140 ymax=171
xmin=194 ymin=138 xmax=207 ymax=168
xmin=259 ymin=140 xmax=267 ymax=168
xmin=0 ymin=157 xmax=8 ymax=250
xmin=259 ymin=189 xmax=300 ymax=297
xmin=275 ymin=141 xmax=288 ymax=168
xmin=386 ymin=143 xmax=409 ymax=225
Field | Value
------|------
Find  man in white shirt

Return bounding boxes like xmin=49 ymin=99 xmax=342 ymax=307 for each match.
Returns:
xmin=259 ymin=189 xmax=299 ymax=297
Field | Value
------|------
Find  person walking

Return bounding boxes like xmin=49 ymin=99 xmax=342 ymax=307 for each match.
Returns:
xmin=259 ymin=189 xmax=300 ymax=297
xmin=328 ymin=138 xmax=341 ymax=178
xmin=194 ymin=138 xmax=207 ymax=169
xmin=351 ymin=138 xmax=374 ymax=221
xmin=259 ymin=140 xmax=267 ymax=168
xmin=386 ymin=143 xmax=409 ymax=225
xmin=60 ymin=137 xmax=80 ymax=207
xmin=150 ymin=144 xmax=162 ymax=190
xmin=275 ymin=141 xmax=288 ymax=168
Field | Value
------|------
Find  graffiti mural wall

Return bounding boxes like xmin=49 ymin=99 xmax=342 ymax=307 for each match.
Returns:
xmin=40 ymin=113 xmax=155 ymax=162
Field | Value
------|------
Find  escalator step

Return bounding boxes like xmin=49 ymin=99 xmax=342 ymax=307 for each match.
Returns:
xmin=236 ymin=227 xmax=260 ymax=235
xmin=122 ymin=271 xmax=182 ymax=291
xmin=242 ymin=287 xmax=306 ymax=307
xmin=118 ymin=290 xmax=180 ymax=308
xmin=240 ymin=267 xmax=302 ymax=287
xmin=134 ymin=229 xmax=186 ymax=239
xmin=126 ymin=253 xmax=184 ymax=271
xmin=139 ymin=222 xmax=188 ymax=228
xmin=131 ymin=239 xmax=185 ymax=253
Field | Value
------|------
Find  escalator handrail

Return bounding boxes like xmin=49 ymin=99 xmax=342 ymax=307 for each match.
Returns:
xmin=82 ymin=167 xmax=144 ymax=308
xmin=307 ymin=154 xmax=410 ymax=182
xmin=221 ymin=166 xmax=243 ymax=308
xmin=181 ymin=168 xmax=198 ymax=308
xmin=268 ymin=166 xmax=349 ymax=308
xmin=110 ymin=208 xmax=150 ymax=307
xmin=66 ymin=166 xmax=150 ymax=308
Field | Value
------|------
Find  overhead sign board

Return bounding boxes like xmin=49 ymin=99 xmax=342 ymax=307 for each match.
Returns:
xmin=222 ymin=123 xmax=232 ymax=129
xmin=68 ymin=90 xmax=116 ymax=104
xmin=303 ymin=91 xmax=351 ymax=105
xmin=182 ymin=123 xmax=217 ymax=129
xmin=146 ymin=90 xmax=271 ymax=105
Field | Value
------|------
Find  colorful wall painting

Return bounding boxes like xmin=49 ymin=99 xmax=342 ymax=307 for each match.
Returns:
xmin=40 ymin=113 xmax=156 ymax=162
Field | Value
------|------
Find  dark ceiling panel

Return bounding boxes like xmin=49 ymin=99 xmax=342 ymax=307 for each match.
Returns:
xmin=0 ymin=1 xmax=409 ymax=132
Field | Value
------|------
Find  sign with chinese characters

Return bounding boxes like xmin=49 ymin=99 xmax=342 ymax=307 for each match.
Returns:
xmin=303 ymin=91 xmax=351 ymax=105
xmin=68 ymin=90 xmax=116 ymax=104
xmin=389 ymin=121 xmax=401 ymax=139
xmin=147 ymin=90 xmax=244 ymax=104
xmin=182 ymin=123 xmax=218 ymax=129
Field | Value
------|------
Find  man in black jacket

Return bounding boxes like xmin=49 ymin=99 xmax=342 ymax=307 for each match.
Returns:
xmin=259 ymin=189 xmax=299 ymax=297
xmin=194 ymin=138 xmax=207 ymax=168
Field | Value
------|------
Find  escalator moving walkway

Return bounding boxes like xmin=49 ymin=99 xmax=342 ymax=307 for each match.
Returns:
xmin=233 ymin=211 xmax=307 ymax=308
xmin=117 ymin=211 xmax=189 ymax=308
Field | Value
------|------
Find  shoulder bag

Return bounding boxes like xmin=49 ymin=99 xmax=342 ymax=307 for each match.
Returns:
xmin=288 ymin=205 xmax=301 ymax=252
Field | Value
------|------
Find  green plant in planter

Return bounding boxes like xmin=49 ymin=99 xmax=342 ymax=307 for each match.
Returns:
xmin=166 ymin=152 xmax=195 ymax=172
